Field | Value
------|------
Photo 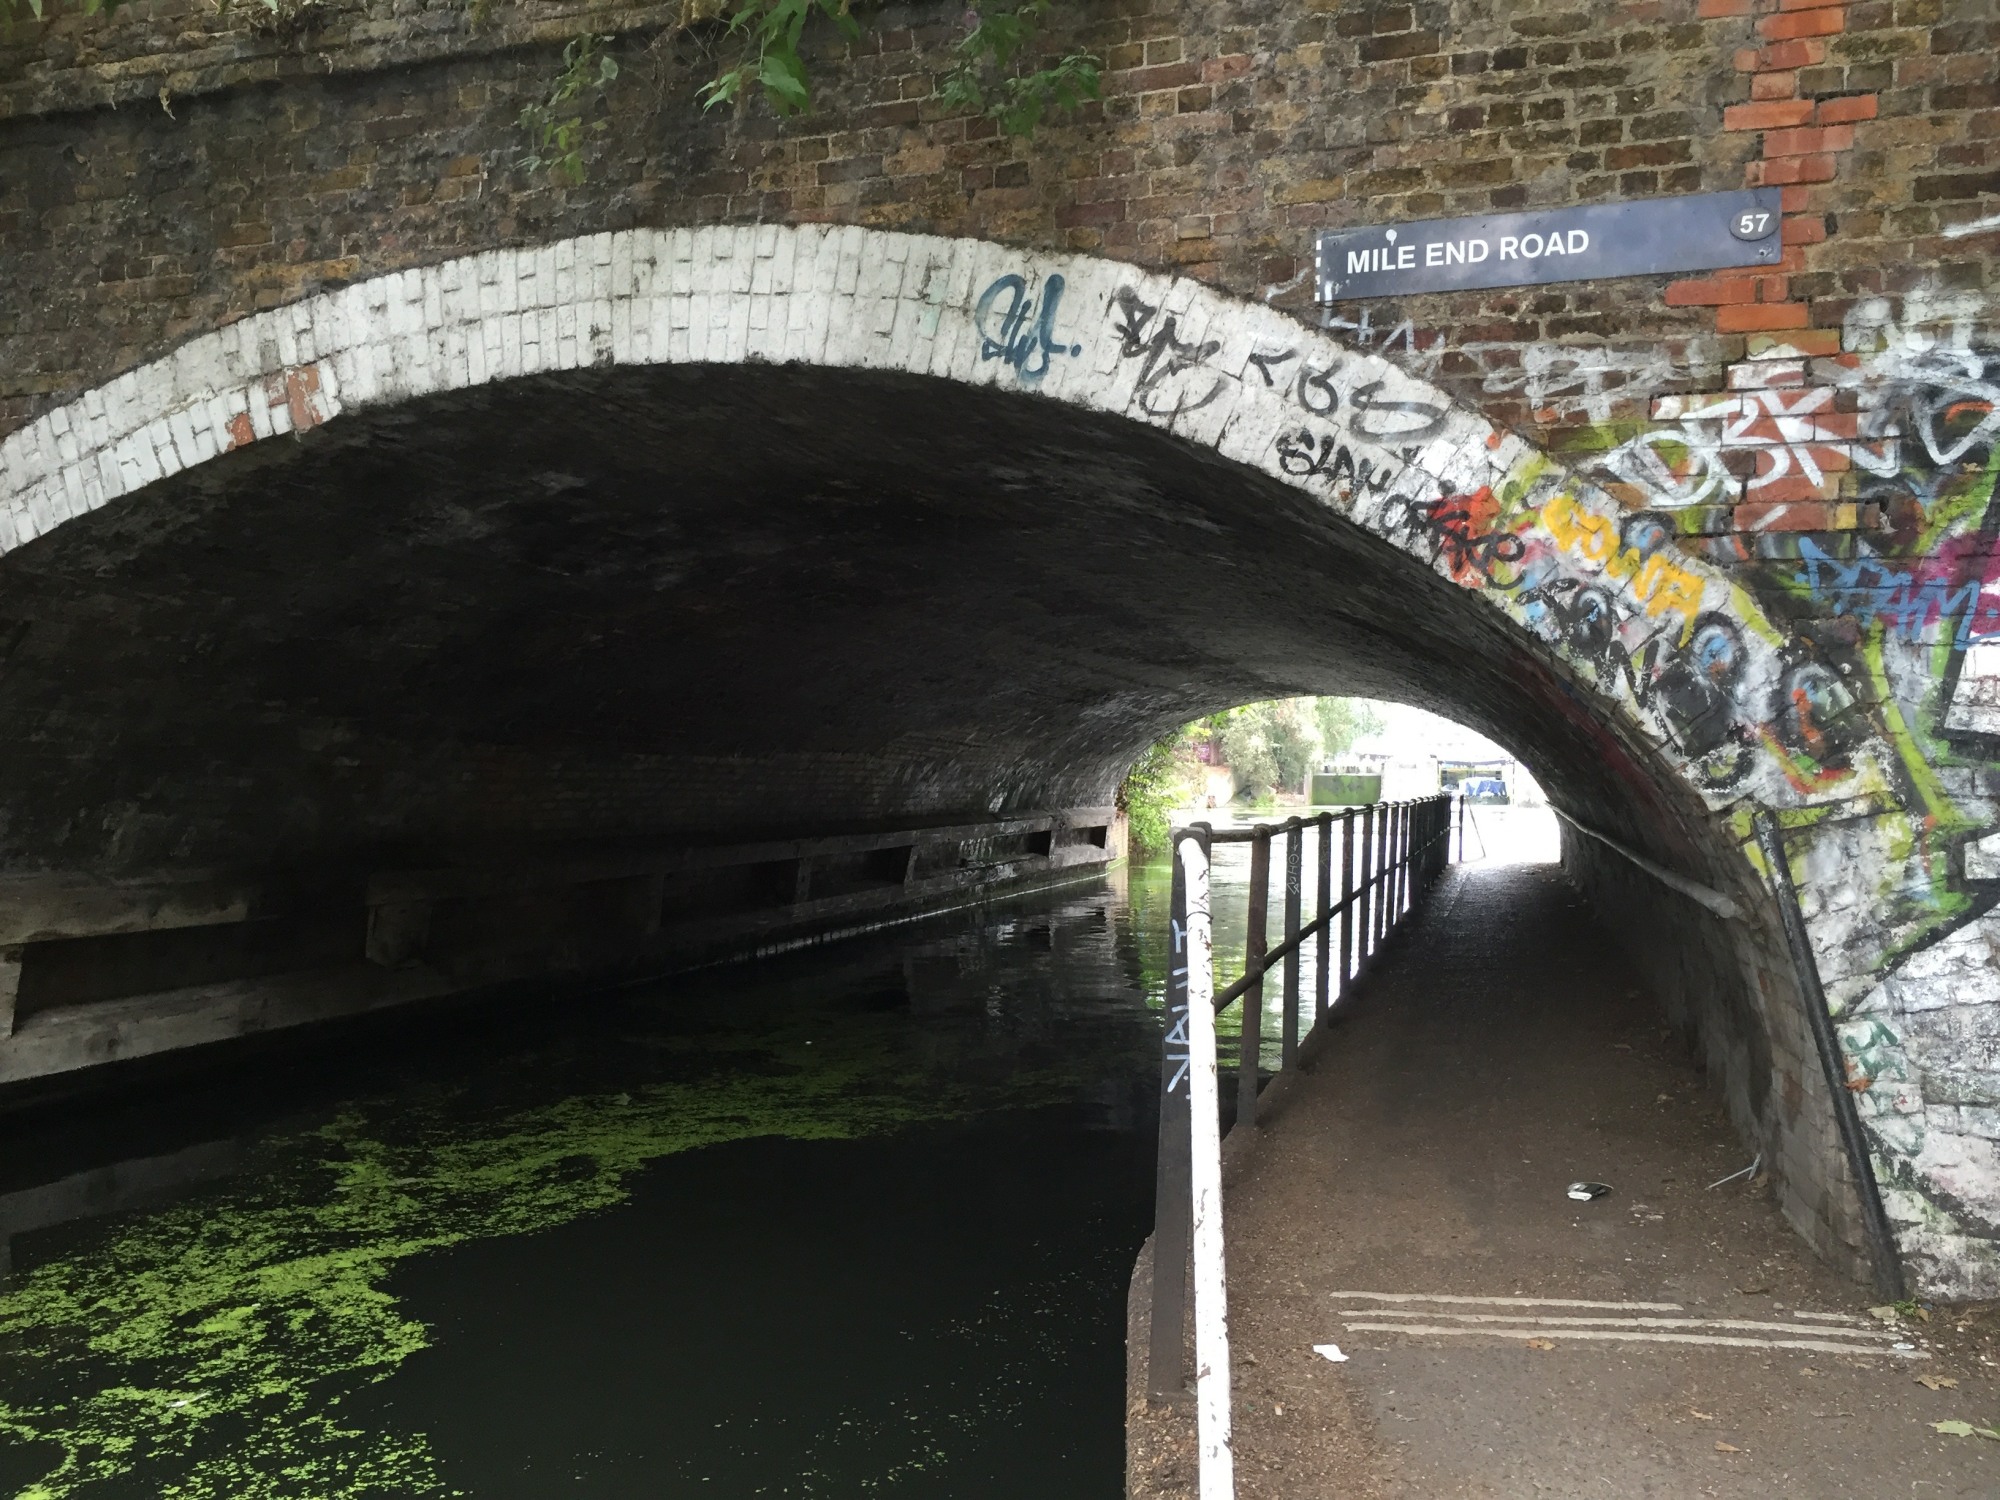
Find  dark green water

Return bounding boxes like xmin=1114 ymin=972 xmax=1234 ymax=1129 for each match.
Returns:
xmin=0 ymin=867 xmax=1182 ymax=1500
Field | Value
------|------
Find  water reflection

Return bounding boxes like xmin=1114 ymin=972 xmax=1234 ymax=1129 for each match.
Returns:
xmin=0 ymin=875 xmax=1169 ymax=1500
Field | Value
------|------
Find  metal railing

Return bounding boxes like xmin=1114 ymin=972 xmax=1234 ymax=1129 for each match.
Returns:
xmin=1147 ymin=795 xmax=1457 ymax=1497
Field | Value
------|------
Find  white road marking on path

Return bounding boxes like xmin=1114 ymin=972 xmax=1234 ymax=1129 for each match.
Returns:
xmin=1328 ymin=1290 xmax=1683 ymax=1311
xmin=1344 ymin=1310 xmax=1896 ymax=1339
xmin=1340 ymin=1321 xmax=1927 ymax=1358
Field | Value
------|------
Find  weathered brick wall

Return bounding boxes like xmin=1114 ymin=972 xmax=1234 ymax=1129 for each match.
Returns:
xmin=2 ymin=1 xmax=1999 ymax=1292
xmin=0 ymin=0 xmax=1940 ymax=440
xmin=6 ymin=0 xmax=1991 ymax=508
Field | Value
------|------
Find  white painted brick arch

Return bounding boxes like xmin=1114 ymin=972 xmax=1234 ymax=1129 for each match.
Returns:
xmin=0 ymin=224 xmax=1864 ymax=817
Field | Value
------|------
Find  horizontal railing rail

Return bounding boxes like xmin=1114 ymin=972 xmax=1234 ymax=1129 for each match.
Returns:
xmin=1148 ymin=794 xmax=1459 ymax=1500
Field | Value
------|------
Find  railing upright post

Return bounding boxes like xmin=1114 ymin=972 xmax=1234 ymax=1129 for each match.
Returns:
xmin=1398 ymin=802 xmax=1411 ymax=917
xmin=1357 ymin=805 xmax=1375 ymax=973
xmin=1177 ymin=831 xmax=1234 ymax=1496
xmin=1148 ymin=825 xmax=1197 ymax=1402
xmin=1395 ymin=802 xmax=1407 ymax=920
xmin=1387 ymin=804 xmax=1399 ymax=922
xmin=1240 ymin=828 xmax=1271 ymax=1130
xmin=1281 ymin=819 xmax=1303 ymax=1068
xmin=1374 ymin=803 xmax=1390 ymax=950
xmin=1339 ymin=810 xmax=1355 ymax=995
xmin=1456 ymin=793 xmax=1466 ymax=864
xmin=1314 ymin=812 xmax=1333 ymax=1021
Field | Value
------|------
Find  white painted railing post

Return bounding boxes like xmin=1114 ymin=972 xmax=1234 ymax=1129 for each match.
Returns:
xmin=1176 ymin=834 xmax=1235 ymax=1500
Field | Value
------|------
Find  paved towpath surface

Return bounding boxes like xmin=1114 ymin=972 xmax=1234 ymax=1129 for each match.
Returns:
xmin=1130 ymin=861 xmax=2000 ymax=1499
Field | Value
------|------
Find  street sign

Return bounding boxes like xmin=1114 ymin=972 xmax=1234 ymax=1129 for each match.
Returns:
xmin=1314 ymin=189 xmax=1784 ymax=302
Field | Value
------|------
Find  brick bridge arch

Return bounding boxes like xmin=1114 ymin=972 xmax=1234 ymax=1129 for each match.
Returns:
xmin=0 ymin=223 xmax=1887 ymax=813
xmin=0 ymin=225 xmax=1990 ymax=1295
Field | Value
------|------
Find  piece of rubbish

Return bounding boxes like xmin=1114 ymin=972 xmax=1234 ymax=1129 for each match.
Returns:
xmin=1690 ymin=1410 xmax=1714 ymax=1421
xmin=1894 ymin=1341 xmax=1918 ymax=1351
xmin=1869 ymin=1305 xmax=1899 ymax=1322
xmin=1714 ymin=1441 xmax=1742 ymax=1453
xmin=1916 ymin=1375 xmax=1960 ymax=1390
xmin=1707 ymin=1154 xmax=1763 ymax=1190
xmin=1525 ymin=1337 xmax=1555 ymax=1350
xmin=1312 ymin=1344 xmax=1349 ymax=1363
xmin=1931 ymin=1420 xmax=2000 ymax=1440
xmin=1566 ymin=1181 xmax=1611 ymax=1201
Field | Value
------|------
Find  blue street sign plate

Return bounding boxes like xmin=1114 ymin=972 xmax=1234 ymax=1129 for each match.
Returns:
xmin=1314 ymin=188 xmax=1785 ymax=302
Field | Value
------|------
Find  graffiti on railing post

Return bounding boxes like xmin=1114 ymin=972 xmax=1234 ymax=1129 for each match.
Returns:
xmin=1148 ymin=829 xmax=1197 ymax=1402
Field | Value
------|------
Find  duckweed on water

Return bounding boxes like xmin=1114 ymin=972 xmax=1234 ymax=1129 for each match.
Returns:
xmin=0 ymin=1011 xmax=1094 ymax=1500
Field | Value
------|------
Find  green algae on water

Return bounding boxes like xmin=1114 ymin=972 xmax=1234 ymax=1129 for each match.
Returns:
xmin=0 ymin=1007 xmax=1102 ymax=1500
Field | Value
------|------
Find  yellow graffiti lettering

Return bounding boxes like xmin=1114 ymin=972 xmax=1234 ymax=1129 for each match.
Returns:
xmin=1648 ymin=564 xmax=1705 ymax=620
xmin=1632 ymin=553 xmax=1700 ymax=617
xmin=1542 ymin=492 xmax=1704 ymax=622
xmin=1542 ymin=494 xmax=1617 ymax=563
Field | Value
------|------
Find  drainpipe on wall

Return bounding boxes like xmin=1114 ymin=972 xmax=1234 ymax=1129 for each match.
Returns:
xmin=1751 ymin=812 xmax=1908 ymax=1302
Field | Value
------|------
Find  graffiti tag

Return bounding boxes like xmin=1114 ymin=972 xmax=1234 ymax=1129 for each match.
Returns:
xmin=974 ymin=273 xmax=1083 ymax=383
xmin=1109 ymin=287 xmax=1225 ymax=418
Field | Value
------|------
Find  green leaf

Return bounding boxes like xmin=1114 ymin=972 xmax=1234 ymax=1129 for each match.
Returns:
xmin=758 ymin=48 xmax=810 ymax=110
xmin=699 ymin=68 xmax=748 ymax=109
xmin=1933 ymin=1420 xmax=1977 ymax=1436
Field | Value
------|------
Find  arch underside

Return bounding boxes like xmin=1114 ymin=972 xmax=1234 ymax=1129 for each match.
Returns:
xmin=0 ymin=359 xmax=1717 ymax=869
xmin=1 ymin=226 xmax=1990 ymax=1293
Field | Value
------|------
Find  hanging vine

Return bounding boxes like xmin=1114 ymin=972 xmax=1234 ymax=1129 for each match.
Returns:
xmin=696 ymin=0 xmax=1098 ymax=135
xmin=517 ymin=31 xmax=621 ymax=184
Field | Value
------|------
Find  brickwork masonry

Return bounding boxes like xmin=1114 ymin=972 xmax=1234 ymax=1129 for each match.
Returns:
xmin=1 ymin=1 xmax=1998 ymax=1292
xmin=4 ymin=221 xmax=1999 ymax=1292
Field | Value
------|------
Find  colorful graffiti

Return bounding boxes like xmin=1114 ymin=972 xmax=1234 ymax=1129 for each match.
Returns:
xmin=1302 ymin=272 xmax=2000 ymax=1292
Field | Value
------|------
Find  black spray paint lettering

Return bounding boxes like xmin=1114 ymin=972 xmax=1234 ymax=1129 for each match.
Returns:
xmin=1349 ymin=380 xmax=1448 ymax=444
xmin=974 ymin=273 xmax=1083 ymax=382
xmin=1248 ymin=346 xmax=1342 ymax=416
xmin=1247 ymin=348 xmax=1296 ymax=387
xmin=1387 ymin=490 xmax=1526 ymax=586
xmin=1276 ymin=429 xmax=1395 ymax=493
xmin=1110 ymin=287 xmax=1225 ymax=418
xmin=1297 ymin=365 xmax=1341 ymax=416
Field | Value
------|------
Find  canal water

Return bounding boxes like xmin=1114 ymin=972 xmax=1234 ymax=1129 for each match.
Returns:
xmin=0 ymin=867 xmax=1180 ymax=1500
xmin=0 ymin=805 xmax=1548 ymax=1500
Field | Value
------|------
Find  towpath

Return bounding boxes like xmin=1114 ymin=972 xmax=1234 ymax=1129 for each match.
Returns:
xmin=1129 ymin=861 xmax=2000 ymax=1499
